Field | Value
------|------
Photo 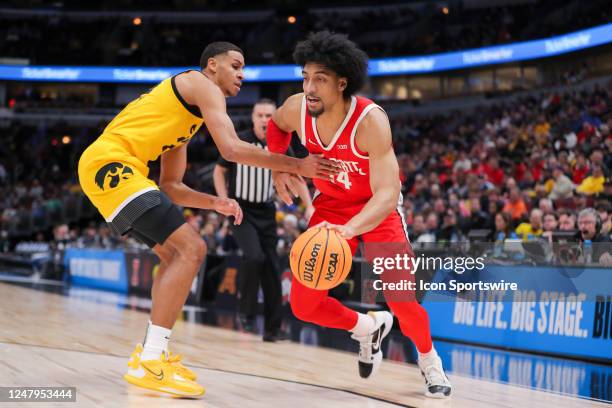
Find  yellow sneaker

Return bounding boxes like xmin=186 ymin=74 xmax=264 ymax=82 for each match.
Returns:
xmin=166 ymin=352 xmax=197 ymax=382
xmin=129 ymin=344 xmax=197 ymax=381
xmin=124 ymin=347 xmax=205 ymax=397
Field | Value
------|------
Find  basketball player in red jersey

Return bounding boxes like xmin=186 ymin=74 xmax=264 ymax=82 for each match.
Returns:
xmin=266 ymin=31 xmax=451 ymax=398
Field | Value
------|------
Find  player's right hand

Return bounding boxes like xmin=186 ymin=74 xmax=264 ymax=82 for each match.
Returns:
xmin=272 ymin=171 xmax=302 ymax=205
xmin=297 ymin=154 xmax=340 ymax=179
xmin=214 ymin=197 xmax=243 ymax=225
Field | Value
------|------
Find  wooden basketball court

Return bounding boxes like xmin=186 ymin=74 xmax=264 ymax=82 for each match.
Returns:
xmin=0 ymin=282 xmax=607 ymax=407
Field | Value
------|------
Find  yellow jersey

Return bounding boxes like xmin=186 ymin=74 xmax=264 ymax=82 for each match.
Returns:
xmin=78 ymin=73 xmax=204 ymax=219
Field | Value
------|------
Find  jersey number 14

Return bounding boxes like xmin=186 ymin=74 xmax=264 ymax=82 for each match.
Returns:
xmin=332 ymin=171 xmax=352 ymax=189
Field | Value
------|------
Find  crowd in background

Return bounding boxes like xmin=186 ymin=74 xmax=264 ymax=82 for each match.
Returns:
xmin=1 ymin=0 xmax=609 ymax=65
xmin=393 ymin=83 xmax=612 ymax=245
xmin=1 ymin=78 xmax=611 ymax=263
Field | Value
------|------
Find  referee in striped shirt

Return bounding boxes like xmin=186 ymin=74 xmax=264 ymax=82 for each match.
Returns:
xmin=214 ymin=99 xmax=313 ymax=342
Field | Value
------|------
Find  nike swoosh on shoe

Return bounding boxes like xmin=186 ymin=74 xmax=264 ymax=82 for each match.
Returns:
xmin=143 ymin=365 xmax=164 ymax=381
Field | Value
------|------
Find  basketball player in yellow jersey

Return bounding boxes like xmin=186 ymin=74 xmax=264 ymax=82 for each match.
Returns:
xmin=78 ymin=42 xmax=338 ymax=397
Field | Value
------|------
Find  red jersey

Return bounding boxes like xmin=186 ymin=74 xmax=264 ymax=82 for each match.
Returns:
xmin=300 ymin=95 xmax=383 ymax=202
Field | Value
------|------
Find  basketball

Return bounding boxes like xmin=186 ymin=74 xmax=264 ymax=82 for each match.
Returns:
xmin=289 ymin=227 xmax=352 ymax=290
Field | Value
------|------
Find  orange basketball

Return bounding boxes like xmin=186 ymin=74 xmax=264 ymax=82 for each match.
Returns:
xmin=289 ymin=227 xmax=352 ymax=290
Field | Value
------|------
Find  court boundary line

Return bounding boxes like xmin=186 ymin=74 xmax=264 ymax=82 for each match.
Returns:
xmin=0 ymin=340 xmax=414 ymax=408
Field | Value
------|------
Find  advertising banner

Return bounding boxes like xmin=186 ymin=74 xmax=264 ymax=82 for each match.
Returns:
xmin=422 ymin=265 xmax=612 ymax=361
xmin=64 ymin=248 xmax=128 ymax=293
xmin=1 ymin=23 xmax=610 ymax=82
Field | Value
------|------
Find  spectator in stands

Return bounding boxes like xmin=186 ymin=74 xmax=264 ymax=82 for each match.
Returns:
xmin=590 ymin=149 xmax=608 ymax=176
xmin=595 ymin=201 xmax=611 ymax=237
xmin=543 ymin=212 xmax=558 ymax=233
xmin=572 ymin=153 xmax=590 ymax=184
xmin=433 ymin=198 xmax=447 ymax=221
xmin=217 ymin=218 xmax=238 ymax=254
xmin=558 ymin=209 xmax=577 ymax=231
xmin=576 ymin=208 xmax=612 ymax=265
xmin=98 ymin=225 xmax=119 ymax=249
xmin=277 ymin=213 xmax=300 ymax=254
xmin=576 ymin=122 xmax=596 ymax=144
xmin=538 ymin=198 xmax=554 ymax=214
xmin=534 ymin=115 xmax=550 ymax=141
xmin=415 ymin=212 xmax=438 ymax=243
xmin=51 ymin=224 xmax=71 ymax=249
xmin=453 ymin=151 xmax=471 ymax=173
xmin=516 ymin=208 xmax=544 ymax=241
xmin=29 ymin=179 xmax=43 ymax=199
xmin=77 ymin=222 xmax=98 ymax=248
xmin=437 ymin=208 xmax=464 ymax=243
xmin=463 ymin=197 xmax=491 ymax=232
xmin=201 ymin=222 xmax=219 ymax=254
xmin=483 ymin=156 xmax=504 ymax=187
xmin=548 ymin=166 xmax=575 ymax=200
xmin=541 ymin=212 xmax=558 ymax=243
xmin=503 ymin=187 xmax=528 ymax=221
xmin=576 ymin=163 xmax=605 ymax=195
xmin=410 ymin=214 xmax=427 ymax=241
xmin=493 ymin=212 xmax=516 ymax=242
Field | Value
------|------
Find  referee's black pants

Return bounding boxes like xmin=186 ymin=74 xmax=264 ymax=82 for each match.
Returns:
xmin=231 ymin=202 xmax=281 ymax=334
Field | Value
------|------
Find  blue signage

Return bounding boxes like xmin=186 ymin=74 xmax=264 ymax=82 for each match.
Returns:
xmin=64 ymin=248 xmax=128 ymax=293
xmin=422 ymin=265 xmax=612 ymax=361
xmin=0 ymin=23 xmax=610 ymax=83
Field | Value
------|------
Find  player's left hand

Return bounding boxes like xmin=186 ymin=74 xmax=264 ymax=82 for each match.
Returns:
xmin=311 ymin=221 xmax=356 ymax=240
xmin=214 ymin=197 xmax=243 ymax=225
xmin=272 ymin=171 xmax=302 ymax=205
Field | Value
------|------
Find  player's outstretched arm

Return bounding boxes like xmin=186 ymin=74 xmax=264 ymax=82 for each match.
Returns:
xmin=178 ymin=73 xmax=338 ymax=179
xmin=267 ymin=93 xmax=302 ymax=154
xmin=267 ymin=93 xmax=309 ymax=204
xmin=344 ymin=108 xmax=400 ymax=237
xmin=160 ymin=144 xmax=243 ymax=224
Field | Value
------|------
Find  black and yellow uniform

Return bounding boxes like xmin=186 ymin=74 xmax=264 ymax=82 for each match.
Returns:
xmin=78 ymin=73 xmax=204 ymax=244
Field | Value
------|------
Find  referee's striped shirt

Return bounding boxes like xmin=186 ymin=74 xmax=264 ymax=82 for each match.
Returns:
xmin=217 ymin=129 xmax=274 ymax=204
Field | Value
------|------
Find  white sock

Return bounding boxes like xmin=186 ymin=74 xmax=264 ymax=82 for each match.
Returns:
xmin=418 ymin=346 xmax=438 ymax=361
xmin=141 ymin=320 xmax=172 ymax=361
xmin=350 ymin=313 xmax=375 ymax=337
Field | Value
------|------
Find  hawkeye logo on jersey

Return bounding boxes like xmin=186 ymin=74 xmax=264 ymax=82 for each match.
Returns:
xmin=95 ymin=162 xmax=134 ymax=191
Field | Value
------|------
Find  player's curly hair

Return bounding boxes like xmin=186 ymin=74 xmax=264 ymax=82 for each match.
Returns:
xmin=293 ymin=31 xmax=368 ymax=98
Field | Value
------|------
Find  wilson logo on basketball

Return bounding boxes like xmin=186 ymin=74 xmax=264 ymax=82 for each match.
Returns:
xmin=303 ymin=243 xmax=322 ymax=282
